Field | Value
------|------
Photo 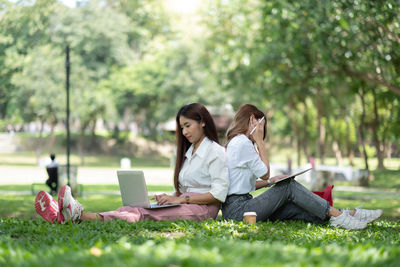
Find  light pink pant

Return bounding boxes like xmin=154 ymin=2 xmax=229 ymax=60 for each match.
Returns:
xmin=99 ymin=193 xmax=220 ymax=223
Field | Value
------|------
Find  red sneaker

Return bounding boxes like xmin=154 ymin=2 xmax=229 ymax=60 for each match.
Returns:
xmin=35 ymin=191 xmax=59 ymax=223
xmin=58 ymin=185 xmax=83 ymax=224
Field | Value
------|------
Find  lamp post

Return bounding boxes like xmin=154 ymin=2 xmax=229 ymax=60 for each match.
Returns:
xmin=65 ymin=45 xmax=70 ymax=186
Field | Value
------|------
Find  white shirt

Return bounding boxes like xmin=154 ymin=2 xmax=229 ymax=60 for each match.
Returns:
xmin=46 ymin=160 xmax=59 ymax=168
xmin=179 ymin=136 xmax=229 ymax=202
xmin=226 ymin=134 xmax=268 ymax=195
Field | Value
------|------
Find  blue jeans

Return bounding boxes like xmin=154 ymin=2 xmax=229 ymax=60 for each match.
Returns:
xmin=222 ymin=179 xmax=330 ymax=224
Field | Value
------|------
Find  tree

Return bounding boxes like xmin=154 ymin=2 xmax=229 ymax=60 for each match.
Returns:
xmin=49 ymin=0 xmax=134 ymax=80
xmin=0 ymin=0 xmax=58 ymax=119
xmin=200 ymin=0 xmax=400 ymax=170
xmin=10 ymin=45 xmax=65 ymax=162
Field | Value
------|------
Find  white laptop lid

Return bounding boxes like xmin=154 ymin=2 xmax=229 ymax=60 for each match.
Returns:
xmin=117 ymin=170 xmax=150 ymax=208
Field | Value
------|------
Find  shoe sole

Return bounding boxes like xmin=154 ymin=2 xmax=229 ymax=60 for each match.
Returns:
xmin=35 ymin=191 xmax=58 ymax=223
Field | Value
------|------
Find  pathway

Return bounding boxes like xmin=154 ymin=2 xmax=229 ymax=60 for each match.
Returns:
xmin=0 ymin=166 xmax=173 ymax=185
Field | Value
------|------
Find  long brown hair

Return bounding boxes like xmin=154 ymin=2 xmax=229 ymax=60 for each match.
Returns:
xmin=173 ymin=103 xmax=219 ymax=195
xmin=226 ymin=104 xmax=266 ymax=146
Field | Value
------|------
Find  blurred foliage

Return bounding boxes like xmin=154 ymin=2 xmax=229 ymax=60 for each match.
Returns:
xmin=0 ymin=0 xmax=399 ymax=169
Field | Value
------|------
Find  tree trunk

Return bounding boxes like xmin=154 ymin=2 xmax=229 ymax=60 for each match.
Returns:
xmin=47 ymin=122 xmax=57 ymax=153
xmin=302 ymin=101 xmax=309 ymax=160
xmin=332 ymin=141 xmax=343 ymax=166
xmin=358 ymin=89 xmax=370 ymax=186
xmin=371 ymin=88 xmax=385 ymax=169
xmin=348 ymin=150 xmax=354 ymax=166
xmin=287 ymin=101 xmax=301 ymax=166
xmin=297 ymin=137 xmax=302 ymax=167
xmin=90 ymin=119 xmax=97 ymax=150
xmin=123 ymin=107 xmax=132 ymax=132
xmin=345 ymin=116 xmax=354 ymax=166
xmin=78 ymin=122 xmax=89 ymax=166
xmin=316 ymin=88 xmax=326 ymax=164
xmin=78 ymin=130 xmax=85 ymax=166
xmin=35 ymin=120 xmax=45 ymax=165
xmin=385 ymin=141 xmax=392 ymax=160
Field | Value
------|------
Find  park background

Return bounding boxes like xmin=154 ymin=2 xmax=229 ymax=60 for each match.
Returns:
xmin=0 ymin=0 xmax=399 ymax=266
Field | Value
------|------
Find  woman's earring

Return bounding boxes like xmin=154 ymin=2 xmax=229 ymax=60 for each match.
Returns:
xmin=202 ymin=124 xmax=205 ymax=127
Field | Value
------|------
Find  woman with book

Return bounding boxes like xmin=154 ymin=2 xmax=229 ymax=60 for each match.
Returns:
xmin=35 ymin=103 xmax=229 ymax=224
xmin=222 ymin=104 xmax=382 ymax=230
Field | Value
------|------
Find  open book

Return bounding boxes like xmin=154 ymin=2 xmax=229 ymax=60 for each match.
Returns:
xmin=268 ymin=167 xmax=312 ymax=185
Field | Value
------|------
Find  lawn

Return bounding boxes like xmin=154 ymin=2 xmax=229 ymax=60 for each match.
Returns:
xmin=1 ymin=180 xmax=399 ymax=221
xmin=0 ymin=218 xmax=399 ymax=266
xmin=1 ymin=170 xmax=399 ymax=266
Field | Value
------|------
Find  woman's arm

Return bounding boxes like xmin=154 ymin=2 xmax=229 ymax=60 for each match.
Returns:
xmin=255 ymin=180 xmax=269 ymax=190
xmin=154 ymin=192 xmax=219 ymax=205
xmin=255 ymin=141 xmax=270 ymax=180
xmin=251 ymin=116 xmax=270 ymax=180
xmin=255 ymin=174 xmax=290 ymax=189
xmin=255 ymin=176 xmax=285 ymax=189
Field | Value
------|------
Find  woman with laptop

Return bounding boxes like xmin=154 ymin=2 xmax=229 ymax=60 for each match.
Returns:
xmin=222 ymin=104 xmax=382 ymax=230
xmin=35 ymin=103 xmax=230 ymax=224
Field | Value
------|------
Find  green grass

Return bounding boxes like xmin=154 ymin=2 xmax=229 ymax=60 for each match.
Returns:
xmin=0 ymin=189 xmax=399 ymax=266
xmin=370 ymin=170 xmax=400 ymax=190
xmin=0 ymin=218 xmax=399 ymax=266
xmin=333 ymin=191 xmax=400 ymax=220
xmin=1 ymin=187 xmax=399 ymax=223
xmin=0 ymin=185 xmax=174 ymax=220
xmin=0 ymin=184 xmax=174 ymax=193
xmin=1 ymin=182 xmax=399 ymax=221
xmin=1 ymin=170 xmax=399 ymax=266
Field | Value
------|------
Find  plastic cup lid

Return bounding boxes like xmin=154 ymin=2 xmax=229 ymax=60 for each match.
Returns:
xmin=243 ymin=212 xmax=257 ymax=216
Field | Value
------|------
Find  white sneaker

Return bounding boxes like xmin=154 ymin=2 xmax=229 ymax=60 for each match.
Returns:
xmin=58 ymin=185 xmax=83 ymax=224
xmin=330 ymin=210 xmax=368 ymax=230
xmin=353 ymin=206 xmax=382 ymax=224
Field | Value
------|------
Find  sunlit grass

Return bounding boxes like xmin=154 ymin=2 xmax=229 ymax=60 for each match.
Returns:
xmin=1 ymin=179 xmax=399 ymax=266
xmin=0 ymin=184 xmax=174 ymax=193
xmin=0 ymin=218 xmax=399 ymax=266
xmin=1 ymin=186 xmax=398 ymax=221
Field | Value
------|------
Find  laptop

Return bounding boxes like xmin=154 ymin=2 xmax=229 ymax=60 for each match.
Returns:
xmin=117 ymin=170 xmax=180 ymax=209
xmin=269 ymin=167 xmax=312 ymax=185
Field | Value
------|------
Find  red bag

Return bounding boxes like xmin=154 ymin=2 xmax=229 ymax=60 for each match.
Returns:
xmin=312 ymin=185 xmax=334 ymax=206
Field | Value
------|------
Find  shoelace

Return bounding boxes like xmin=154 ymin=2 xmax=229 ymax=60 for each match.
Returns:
xmin=355 ymin=202 xmax=365 ymax=210
xmin=332 ymin=210 xmax=364 ymax=229
xmin=73 ymin=200 xmax=84 ymax=221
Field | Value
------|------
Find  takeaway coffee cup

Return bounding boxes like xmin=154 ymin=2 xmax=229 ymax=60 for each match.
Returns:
xmin=243 ymin=212 xmax=257 ymax=224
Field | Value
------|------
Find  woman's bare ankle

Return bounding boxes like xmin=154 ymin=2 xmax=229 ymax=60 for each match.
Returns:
xmin=81 ymin=212 xmax=104 ymax=221
xmin=96 ymin=213 xmax=104 ymax=221
xmin=328 ymin=207 xmax=342 ymax=217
